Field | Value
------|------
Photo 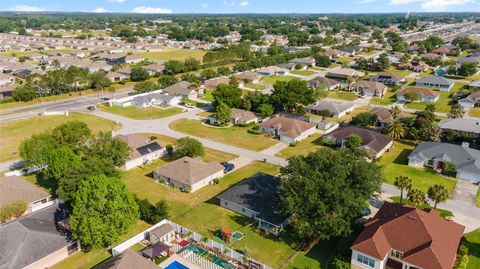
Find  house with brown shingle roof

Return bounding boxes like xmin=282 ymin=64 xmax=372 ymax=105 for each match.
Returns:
xmin=95 ymin=249 xmax=159 ymax=269
xmin=153 ymin=157 xmax=224 ymax=193
xmin=307 ymin=76 xmax=340 ymax=90
xmin=369 ymin=72 xmax=406 ymax=86
xmin=0 ymin=176 xmax=53 ymax=216
xmin=116 ymin=134 xmax=165 ymax=170
xmin=204 ymin=76 xmax=234 ymax=89
xmin=459 ymin=91 xmax=480 ymax=109
xmin=397 ymin=87 xmax=440 ymax=103
xmin=349 ymin=81 xmax=388 ymax=97
xmin=350 ymin=202 xmax=464 ymax=269
xmin=237 ymin=71 xmax=261 ymax=83
xmin=260 ymin=116 xmax=316 ymax=144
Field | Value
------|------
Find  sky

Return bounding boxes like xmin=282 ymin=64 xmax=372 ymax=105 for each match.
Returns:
xmin=1 ymin=0 xmax=479 ymax=14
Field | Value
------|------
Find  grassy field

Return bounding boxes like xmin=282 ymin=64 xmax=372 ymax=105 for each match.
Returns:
xmin=100 ymin=105 xmax=183 ymax=120
xmin=378 ymin=140 xmax=457 ymax=194
xmin=0 ymin=49 xmax=75 ymax=58
xmin=290 ymin=70 xmax=316 ymax=76
xmin=404 ymin=82 xmax=468 ymax=113
xmin=463 ymin=229 xmax=480 ymax=269
xmin=0 ymin=112 xmax=120 ymax=163
xmin=170 ymin=119 xmax=277 ymax=151
xmin=137 ymin=48 xmax=206 ymax=62
xmin=277 ymin=133 xmax=324 ymax=159
xmin=244 ymin=83 xmax=267 ymax=90
xmin=469 ymin=108 xmax=480 ymax=117
xmin=326 ymin=91 xmax=358 ymax=101
xmin=261 ymin=75 xmax=296 ymax=86
xmin=0 ymin=90 xmax=96 ymax=111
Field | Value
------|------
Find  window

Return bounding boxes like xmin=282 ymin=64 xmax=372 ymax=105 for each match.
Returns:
xmin=427 ymin=159 xmax=434 ymax=166
xmin=391 ymin=249 xmax=404 ymax=259
xmin=357 ymin=254 xmax=375 ymax=268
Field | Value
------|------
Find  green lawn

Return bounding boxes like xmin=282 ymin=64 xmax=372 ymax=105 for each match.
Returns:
xmin=202 ymin=88 xmax=215 ymax=102
xmin=404 ymin=82 xmax=468 ymax=113
xmin=378 ymin=140 xmax=457 ymax=194
xmin=277 ymin=133 xmax=324 ymax=159
xmin=290 ymin=70 xmax=316 ymax=76
xmin=477 ymin=188 xmax=480 ymax=208
xmin=326 ymin=91 xmax=358 ymax=101
xmin=469 ymin=108 xmax=480 ymax=117
xmin=370 ymin=89 xmax=397 ymax=106
xmin=389 ymin=197 xmax=453 ymax=219
xmin=467 ymin=72 xmax=480 ymax=81
xmin=137 ymin=48 xmax=207 ymax=62
xmin=244 ymin=83 xmax=267 ymax=90
xmin=337 ymin=57 xmax=355 ymax=65
xmin=261 ymin=75 xmax=296 ymax=86
xmin=387 ymin=66 xmax=412 ymax=77
xmin=170 ymin=119 xmax=277 ymax=151
xmin=100 ymin=105 xmax=183 ymax=120
xmin=463 ymin=229 xmax=480 ymax=269
xmin=0 ymin=112 xmax=120 ymax=163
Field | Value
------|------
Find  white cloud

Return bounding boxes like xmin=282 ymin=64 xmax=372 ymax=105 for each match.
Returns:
xmin=131 ymin=6 xmax=172 ymax=13
xmin=223 ymin=1 xmax=250 ymax=8
xmin=358 ymin=0 xmax=377 ymax=3
xmin=108 ymin=0 xmax=126 ymax=2
xmin=93 ymin=7 xmax=109 ymax=13
xmin=239 ymin=1 xmax=250 ymax=6
xmin=7 ymin=5 xmax=45 ymax=12
xmin=389 ymin=0 xmax=474 ymax=10
xmin=201 ymin=3 xmax=208 ymax=8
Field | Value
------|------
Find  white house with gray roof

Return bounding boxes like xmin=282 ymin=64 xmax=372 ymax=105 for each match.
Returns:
xmin=438 ymin=118 xmax=480 ymax=138
xmin=415 ymin=75 xmax=453 ymax=92
xmin=306 ymin=101 xmax=355 ymax=118
xmin=408 ymin=142 xmax=480 ymax=183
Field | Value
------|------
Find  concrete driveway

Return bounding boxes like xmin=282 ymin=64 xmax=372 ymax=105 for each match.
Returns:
xmin=451 ymin=180 xmax=479 ymax=205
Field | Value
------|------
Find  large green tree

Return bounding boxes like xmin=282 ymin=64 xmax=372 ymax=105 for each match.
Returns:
xmin=69 ymin=175 xmax=139 ymax=250
xmin=19 ymin=133 xmax=56 ymax=167
xmin=427 ymin=184 xmax=449 ymax=209
xmin=130 ymin=67 xmax=150 ymax=82
xmin=212 ymin=83 xmax=243 ymax=108
xmin=270 ymin=78 xmax=318 ymax=114
xmin=214 ymin=102 xmax=231 ymax=126
xmin=394 ymin=176 xmax=412 ymax=204
xmin=280 ymin=148 xmax=383 ymax=240
xmin=174 ymin=137 xmax=205 ymax=159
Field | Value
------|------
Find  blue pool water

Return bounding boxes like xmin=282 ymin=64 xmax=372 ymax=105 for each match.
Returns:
xmin=165 ymin=261 xmax=189 ymax=269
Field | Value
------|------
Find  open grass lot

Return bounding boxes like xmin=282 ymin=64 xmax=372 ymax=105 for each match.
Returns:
xmin=0 ymin=48 xmax=75 ymax=58
xmin=469 ymin=108 xmax=480 ymax=117
xmin=378 ymin=140 xmax=457 ymax=194
xmin=100 ymin=105 xmax=183 ymax=120
xmin=260 ymin=75 xmax=296 ymax=86
xmin=137 ymin=48 xmax=206 ymax=62
xmin=0 ymin=89 xmax=96 ymax=111
xmin=326 ymin=90 xmax=358 ymax=101
xmin=0 ymin=112 xmax=120 ymax=163
xmin=290 ymin=70 xmax=316 ymax=76
xmin=404 ymin=82 xmax=468 ymax=113
xmin=51 ymin=220 xmax=150 ymax=269
xmin=244 ymin=83 xmax=267 ymax=90
xmin=277 ymin=133 xmax=324 ymax=159
xmin=463 ymin=229 xmax=480 ymax=269
xmin=170 ymin=119 xmax=277 ymax=151
xmin=337 ymin=57 xmax=355 ymax=65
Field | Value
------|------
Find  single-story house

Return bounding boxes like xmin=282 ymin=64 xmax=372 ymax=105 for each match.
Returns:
xmin=307 ymin=76 xmax=340 ymax=90
xmin=456 ymin=56 xmax=480 ymax=65
xmin=324 ymin=126 xmax=393 ymax=158
xmin=405 ymin=61 xmax=430 ymax=73
xmin=106 ymin=71 xmax=127 ymax=82
xmin=288 ymin=56 xmax=316 ymax=68
xmin=438 ymin=118 xmax=480 ymax=138
xmin=117 ymin=67 xmax=131 ymax=76
xmin=0 ymin=85 xmax=13 ymax=99
xmin=162 ymin=81 xmax=201 ymax=100
xmin=349 ymin=81 xmax=387 ymax=97
xmin=95 ymin=249 xmax=159 ymax=269
xmin=0 ymin=73 xmax=15 ymax=86
xmin=408 ymin=142 xmax=480 ymax=183
xmin=217 ymin=173 xmax=291 ymax=235
xmin=204 ymin=76 xmax=235 ymax=89
xmin=260 ymin=116 xmax=316 ymax=144
xmin=370 ymin=107 xmax=394 ymax=128
xmin=96 ymin=53 xmax=126 ymax=65
xmin=369 ymin=72 xmax=406 ymax=86
xmin=0 ymin=203 xmax=80 ymax=269
xmin=256 ymin=66 xmax=290 ymax=77
xmin=0 ymin=175 xmax=53 ymax=216
xmin=316 ymin=119 xmax=339 ymax=134
xmin=351 ymin=202 xmax=464 ymax=269
xmin=116 ymin=134 xmax=165 ymax=170
xmin=326 ymin=68 xmax=365 ymax=82
xmin=415 ymin=75 xmax=453 ymax=92
xmin=132 ymin=93 xmax=181 ymax=108
xmin=153 ymin=157 xmax=224 ymax=192
xmin=125 ymin=55 xmax=144 ymax=64
xmin=207 ymin=108 xmax=258 ymax=125
xmin=458 ymin=91 xmax=480 ymax=109
xmin=148 ymin=223 xmax=176 ymax=245
xmin=143 ymin=64 xmax=165 ymax=75
xmin=236 ymin=71 xmax=261 ymax=83
xmin=432 ymin=47 xmax=456 ymax=56
xmin=396 ymin=87 xmax=440 ymax=103
xmin=306 ymin=101 xmax=355 ymax=118
xmin=468 ymin=80 xmax=480 ymax=90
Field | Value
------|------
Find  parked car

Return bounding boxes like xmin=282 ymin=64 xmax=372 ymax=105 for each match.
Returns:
xmin=221 ymin=162 xmax=235 ymax=173
xmin=355 ymin=208 xmax=371 ymax=219
xmin=87 ymin=106 xmax=96 ymax=110
xmin=185 ymin=103 xmax=195 ymax=108
xmin=100 ymin=97 xmax=110 ymax=101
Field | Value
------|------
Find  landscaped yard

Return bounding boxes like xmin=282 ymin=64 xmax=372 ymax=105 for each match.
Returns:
xmin=404 ymin=82 xmax=468 ymax=113
xmin=0 ymin=112 xmax=120 ymax=163
xmin=137 ymin=48 xmax=207 ymax=62
xmin=170 ymin=119 xmax=277 ymax=151
xmin=389 ymin=197 xmax=453 ymax=219
xmin=387 ymin=66 xmax=412 ymax=77
xmin=244 ymin=83 xmax=267 ymax=90
xmin=277 ymin=133 xmax=324 ymax=159
xmin=370 ymin=88 xmax=397 ymax=106
xmin=260 ymin=75 xmax=296 ymax=86
xmin=290 ymin=70 xmax=316 ymax=76
xmin=202 ymin=88 xmax=215 ymax=102
xmin=379 ymin=140 xmax=457 ymax=194
xmin=100 ymin=105 xmax=183 ymax=120
xmin=326 ymin=90 xmax=358 ymax=101
xmin=463 ymin=229 xmax=480 ymax=269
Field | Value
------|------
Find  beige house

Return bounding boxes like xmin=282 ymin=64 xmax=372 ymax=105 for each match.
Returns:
xmin=153 ymin=157 xmax=224 ymax=192
xmin=260 ymin=116 xmax=316 ymax=144
xmin=148 ymin=223 xmax=176 ymax=245
xmin=116 ymin=134 xmax=165 ymax=170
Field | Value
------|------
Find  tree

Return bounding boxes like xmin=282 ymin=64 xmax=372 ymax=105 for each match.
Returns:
xmin=19 ymin=133 xmax=56 ymax=167
xmin=427 ymin=184 xmax=449 ymax=209
xmin=280 ymin=148 xmax=383 ymax=241
xmin=184 ymin=57 xmax=200 ymax=72
xmin=13 ymin=79 xmax=37 ymax=101
xmin=258 ymin=103 xmax=274 ymax=118
xmin=390 ymin=106 xmax=401 ymax=120
xmin=351 ymin=112 xmax=377 ymax=127
xmin=270 ymin=78 xmax=318 ymax=114
xmin=314 ymin=55 xmax=331 ymax=67
xmin=212 ymin=83 xmax=243 ymax=108
xmin=448 ymin=103 xmax=465 ymax=119
xmin=394 ymin=176 xmax=412 ymax=204
xmin=408 ymin=189 xmax=425 ymax=207
xmin=375 ymin=53 xmax=390 ymax=71
xmin=87 ymin=132 xmax=130 ymax=166
xmin=130 ymin=67 xmax=150 ymax=81
xmin=404 ymin=91 xmax=421 ymax=103
xmin=457 ymin=62 xmax=477 ymax=77
xmin=136 ymin=197 xmax=169 ymax=224
xmin=69 ymin=175 xmax=139 ymax=250
xmin=386 ymin=120 xmax=406 ymax=139
xmin=345 ymin=134 xmax=362 ymax=149
xmin=45 ymin=146 xmax=82 ymax=183
xmin=158 ymin=75 xmax=177 ymax=88
xmin=164 ymin=60 xmax=185 ymax=74
xmin=214 ymin=102 xmax=231 ymax=126
xmin=174 ymin=137 xmax=205 ymax=159
xmin=89 ymin=71 xmax=111 ymax=90
xmin=134 ymin=81 xmax=158 ymax=93
xmin=52 ymin=121 xmax=91 ymax=148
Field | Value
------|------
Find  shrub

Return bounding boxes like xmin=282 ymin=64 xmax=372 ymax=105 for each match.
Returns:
xmin=212 ymin=178 xmax=220 ymax=184
xmin=443 ymin=161 xmax=457 ymax=177
xmin=0 ymin=201 xmax=27 ymax=223
xmin=247 ymin=126 xmax=262 ymax=135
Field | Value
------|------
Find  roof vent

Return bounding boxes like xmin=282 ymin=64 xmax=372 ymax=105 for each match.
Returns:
xmin=407 ymin=215 xmax=417 ymax=220
xmin=462 ymin=142 xmax=470 ymax=148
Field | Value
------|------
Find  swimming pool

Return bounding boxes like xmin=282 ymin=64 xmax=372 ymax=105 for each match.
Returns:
xmin=165 ymin=260 xmax=189 ymax=269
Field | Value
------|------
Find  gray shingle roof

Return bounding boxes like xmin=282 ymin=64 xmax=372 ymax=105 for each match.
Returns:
xmin=416 ymin=75 xmax=453 ymax=86
xmin=438 ymin=118 xmax=480 ymax=134
xmin=307 ymin=101 xmax=355 ymax=115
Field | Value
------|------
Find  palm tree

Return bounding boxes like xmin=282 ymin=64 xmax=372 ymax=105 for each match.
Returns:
xmin=427 ymin=184 xmax=449 ymax=209
xmin=386 ymin=120 xmax=406 ymax=139
xmin=394 ymin=176 xmax=412 ymax=204
xmin=390 ymin=105 xmax=401 ymax=120
xmin=448 ymin=103 xmax=465 ymax=119
xmin=408 ymin=189 xmax=425 ymax=207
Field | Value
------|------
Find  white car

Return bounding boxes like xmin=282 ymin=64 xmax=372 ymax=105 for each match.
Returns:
xmin=185 ymin=103 xmax=195 ymax=108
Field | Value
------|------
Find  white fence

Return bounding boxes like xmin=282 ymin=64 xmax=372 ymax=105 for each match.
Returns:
xmin=42 ymin=111 xmax=69 ymax=116
xmin=111 ymin=219 xmax=273 ymax=269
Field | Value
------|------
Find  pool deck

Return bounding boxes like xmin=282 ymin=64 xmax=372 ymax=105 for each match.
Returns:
xmin=159 ymin=254 xmax=202 ymax=269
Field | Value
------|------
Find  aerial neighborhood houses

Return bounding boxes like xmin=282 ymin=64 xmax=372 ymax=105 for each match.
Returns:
xmin=260 ymin=116 xmax=317 ymax=144
xmin=307 ymin=101 xmax=355 ymax=118
xmin=415 ymin=75 xmax=453 ymax=91
xmin=116 ymin=134 xmax=166 ymax=170
xmin=397 ymin=87 xmax=440 ymax=102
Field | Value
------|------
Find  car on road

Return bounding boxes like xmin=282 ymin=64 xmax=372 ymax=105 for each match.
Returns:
xmin=185 ymin=103 xmax=195 ymax=108
xmin=221 ymin=162 xmax=235 ymax=174
xmin=87 ymin=106 xmax=96 ymax=110
xmin=100 ymin=97 xmax=110 ymax=101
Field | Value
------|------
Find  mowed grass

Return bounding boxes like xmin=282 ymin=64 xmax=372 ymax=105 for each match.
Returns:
xmin=260 ymin=75 xmax=296 ymax=86
xmin=244 ymin=83 xmax=267 ymax=90
xmin=100 ymin=105 xmax=183 ymax=120
xmin=202 ymin=88 xmax=215 ymax=102
xmin=378 ymin=140 xmax=457 ymax=194
xmin=0 ymin=112 xmax=120 ymax=163
xmin=290 ymin=70 xmax=316 ymax=76
xmin=469 ymin=108 xmax=480 ymax=117
xmin=137 ymin=48 xmax=206 ymax=62
xmin=404 ymin=82 xmax=468 ymax=113
xmin=277 ymin=133 xmax=324 ymax=159
xmin=370 ymin=88 xmax=397 ymax=106
xmin=170 ymin=119 xmax=277 ymax=151
xmin=463 ymin=229 xmax=480 ymax=269
xmin=326 ymin=90 xmax=358 ymax=101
